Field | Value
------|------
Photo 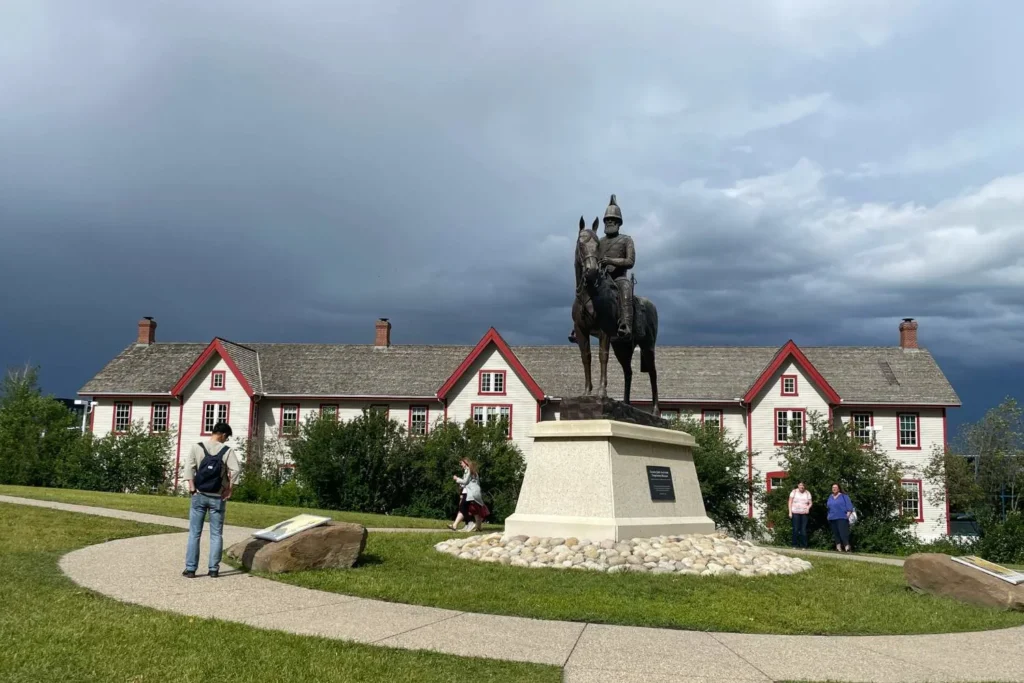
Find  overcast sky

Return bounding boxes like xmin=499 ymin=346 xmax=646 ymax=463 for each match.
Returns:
xmin=2 ymin=0 xmax=1022 ymax=431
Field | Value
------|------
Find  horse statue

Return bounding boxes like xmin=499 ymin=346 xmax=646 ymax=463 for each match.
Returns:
xmin=572 ymin=215 xmax=660 ymax=414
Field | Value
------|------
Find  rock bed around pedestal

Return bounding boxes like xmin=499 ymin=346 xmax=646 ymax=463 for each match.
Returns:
xmin=434 ymin=531 xmax=813 ymax=577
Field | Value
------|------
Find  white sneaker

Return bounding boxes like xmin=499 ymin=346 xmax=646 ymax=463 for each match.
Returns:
xmin=463 ymin=522 xmax=476 ymax=532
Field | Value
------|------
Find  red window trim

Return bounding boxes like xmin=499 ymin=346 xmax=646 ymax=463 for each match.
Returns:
xmin=200 ymin=401 xmax=230 ymax=436
xmin=901 ymin=478 xmax=924 ymax=522
xmin=781 ymin=374 xmax=798 ymax=396
xmin=210 ymin=370 xmax=226 ymax=391
xmin=850 ymin=411 xmax=874 ymax=448
xmin=701 ymin=408 xmax=724 ymax=431
xmin=896 ymin=412 xmax=922 ymax=450
xmin=773 ymin=408 xmax=807 ymax=446
xmin=279 ymin=403 xmax=300 ymax=437
xmin=112 ymin=401 xmax=133 ymax=434
xmin=150 ymin=402 xmax=171 ymax=434
xmin=319 ymin=403 xmax=340 ymax=420
xmin=408 ymin=404 xmax=430 ymax=436
xmin=477 ymin=369 xmax=508 ymax=396
xmin=766 ymin=470 xmax=788 ymax=492
xmin=470 ymin=403 xmax=513 ymax=440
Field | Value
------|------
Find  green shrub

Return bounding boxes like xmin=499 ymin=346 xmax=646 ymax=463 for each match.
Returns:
xmin=757 ymin=411 xmax=916 ymax=553
xmin=57 ymin=421 xmax=175 ymax=494
xmin=973 ymin=511 xmax=1024 ymax=564
xmin=286 ymin=409 xmax=524 ymax=523
xmin=668 ymin=415 xmax=754 ymax=536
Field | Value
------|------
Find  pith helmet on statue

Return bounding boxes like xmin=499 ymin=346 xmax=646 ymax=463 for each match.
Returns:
xmin=603 ymin=194 xmax=622 ymax=235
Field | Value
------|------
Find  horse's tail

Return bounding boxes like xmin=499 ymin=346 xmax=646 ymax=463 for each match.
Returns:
xmin=639 ymin=298 xmax=658 ymax=374
xmin=644 ymin=298 xmax=658 ymax=345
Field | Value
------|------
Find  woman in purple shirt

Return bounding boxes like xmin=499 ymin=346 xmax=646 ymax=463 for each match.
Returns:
xmin=826 ymin=483 xmax=854 ymax=552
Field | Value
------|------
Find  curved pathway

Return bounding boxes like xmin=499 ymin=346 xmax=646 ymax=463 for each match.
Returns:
xmin=7 ymin=495 xmax=1024 ymax=683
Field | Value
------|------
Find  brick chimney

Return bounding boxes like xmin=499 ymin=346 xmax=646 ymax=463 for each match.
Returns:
xmin=374 ymin=318 xmax=392 ymax=348
xmin=137 ymin=317 xmax=157 ymax=345
xmin=899 ymin=318 xmax=918 ymax=350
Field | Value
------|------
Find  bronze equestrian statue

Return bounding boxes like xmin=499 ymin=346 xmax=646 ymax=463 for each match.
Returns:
xmin=570 ymin=195 xmax=660 ymax=413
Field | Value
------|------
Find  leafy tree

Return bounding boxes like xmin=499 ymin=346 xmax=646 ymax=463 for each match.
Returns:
xmin=668 ymin=415 xmax=753 ymax=536
xmin=0 ymin=365 xmax=82 ymax=487
xmin=953 ymin=397 xmax=1024 ymax=518
xmin=233 ymin=435 xmax=315 ymax=507
xmin=922 ymin=444 xmax=984 ymax=515
xmin=60 ymin=420 xmax=175 ymax=493
xmin=757 ymin=411 xmax=915 ymax=552
xmin=290 ymin=408 xmax=413 ymax=514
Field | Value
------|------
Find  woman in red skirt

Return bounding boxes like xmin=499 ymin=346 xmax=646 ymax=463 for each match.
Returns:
xmin=449 ymin=458 xmax=489 ymax=531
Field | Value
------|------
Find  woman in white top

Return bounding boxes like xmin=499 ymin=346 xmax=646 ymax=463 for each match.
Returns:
xmin=788 ymin=481 xmax=812 ymax=548
xmin=449 ymin=459 xmax=488 ymax=531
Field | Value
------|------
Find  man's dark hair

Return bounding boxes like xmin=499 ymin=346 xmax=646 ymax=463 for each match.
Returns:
xmin=213 ymin=422 xmax=233 ymax=437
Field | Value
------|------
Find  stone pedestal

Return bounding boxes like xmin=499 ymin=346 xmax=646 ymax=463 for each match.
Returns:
xmin=504 ymin=419 xmax=715 ymax=541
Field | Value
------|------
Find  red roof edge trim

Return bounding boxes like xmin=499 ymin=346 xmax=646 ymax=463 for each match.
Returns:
xmin=742 ymin=340 xmax=841 ymax=404
xmin=170 ymin=338 xmax=255 ymax=398
xmin=436 ymin=327 xmax=545 ymax=401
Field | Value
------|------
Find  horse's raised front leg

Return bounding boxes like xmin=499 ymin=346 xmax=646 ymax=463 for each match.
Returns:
xmin=598 ymin=333 xmax=610 ymax=398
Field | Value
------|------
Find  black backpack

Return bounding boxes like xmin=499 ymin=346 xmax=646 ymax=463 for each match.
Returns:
xmin=194 ymin=443 xmax=229 ymax=494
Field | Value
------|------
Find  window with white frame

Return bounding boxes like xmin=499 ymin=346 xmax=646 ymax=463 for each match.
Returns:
xmin=702 ymin=410 xmax=722 ymax=430
xmin=781 ymin=375 xmax=797 ymax=395
xmin=660 ymin=409 xmax=679 ymax=422
xmin=210 ymin=371 xmax=226 ymax=390
xmin=281 ymin=404 xmax=299 ymax=436
xmin=320 ymin=404 xmax=338 ymax=420
xmin=479 ymin=371 xmax=505 ymax=394
xmin=280 ymin=465 xmax=295 ymax=483
xmin=852 ymin=412 xmax=873 ymax=445
xmin=898 ymin=413 xmax=919 ymax=448
xmin=473 ymin=405 xmax=511 ymax=437
xmin=151 ymin=403 xmax=170 ymax=432
xmin=114 ymin=402 xmax=131 ymax=433
xmin=901 ymin=480 xmax=922 ymax=520
xmin=410 ymin=406 xmax=428 ymax=435
xmin=203 ymin=402 xmax=229 ymax=435
xmin=776 ymin=409 xmax=804 ymax=443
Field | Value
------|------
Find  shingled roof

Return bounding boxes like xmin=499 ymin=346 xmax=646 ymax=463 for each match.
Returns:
xmin=79 ymin=335 xmax=960 ymax=406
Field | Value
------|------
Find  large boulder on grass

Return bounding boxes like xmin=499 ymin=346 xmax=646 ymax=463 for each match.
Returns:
xmin=904 ymin=553 xmax=1024 ymax=611
xmin=227 ymin=521 xmax=367 ymax=574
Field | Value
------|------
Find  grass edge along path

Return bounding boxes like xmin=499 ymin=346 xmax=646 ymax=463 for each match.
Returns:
xmin=0 ymin=502 xmax=557 ymax=683
xmin=0 ymin=484 xmax=502 ymax=531
xmin=254 ymin=532 xmax=1024 ymax=637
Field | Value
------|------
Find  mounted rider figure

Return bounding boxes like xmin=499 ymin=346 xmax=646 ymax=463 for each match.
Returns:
xmin=598 ymin=194 xmax=635 ymax=340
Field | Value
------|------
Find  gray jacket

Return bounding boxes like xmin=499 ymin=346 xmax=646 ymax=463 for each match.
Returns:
xmin=455 ymin=467 xmax=483 ymax=504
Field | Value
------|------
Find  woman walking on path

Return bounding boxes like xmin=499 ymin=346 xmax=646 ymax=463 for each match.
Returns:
xmin=788 ymin=481 xmax=812 ymax=549
xmin=449 ymin=459 xmax=488 ymax=531
xmin=826 ymin=483 xmax=854 ymax=552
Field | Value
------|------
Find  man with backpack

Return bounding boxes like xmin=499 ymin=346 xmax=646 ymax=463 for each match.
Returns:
xmin=181 ymin=421 xmax=241 ymax=578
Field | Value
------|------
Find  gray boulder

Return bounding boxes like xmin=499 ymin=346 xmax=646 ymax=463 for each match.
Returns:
xmin=227 ymin=521 xmax=367 ymax=574
xmin=904 ymin=553 xmax=1024 ymax=611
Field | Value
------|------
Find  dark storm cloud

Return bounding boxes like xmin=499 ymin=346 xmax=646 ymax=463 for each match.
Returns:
xmin=2 ymin=0 xmax=1024 ymax=434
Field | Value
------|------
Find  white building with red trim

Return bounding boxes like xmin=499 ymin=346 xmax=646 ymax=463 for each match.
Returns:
xmin=80 ymin=316 xmax=960 ymax=540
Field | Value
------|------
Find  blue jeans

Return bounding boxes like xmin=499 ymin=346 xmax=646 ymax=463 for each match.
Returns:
xmin=185 ymin=493 xmax=225 ymax=572
xmin=791 ymin=513 xmax=809 ymax=548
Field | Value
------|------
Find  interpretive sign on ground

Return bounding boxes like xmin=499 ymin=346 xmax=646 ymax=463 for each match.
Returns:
xmin=951 ymin=555 xmax=1024 ymax=585
xmin=253 ymin=514 xmax=331 ymax=542
xmin=646 ymin=465 xmax=675 ymax=501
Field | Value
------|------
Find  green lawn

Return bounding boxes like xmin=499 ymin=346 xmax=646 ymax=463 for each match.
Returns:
xmin=0 ymin=503 xmax=557 ymax=682
xmin=0 ymin=485 xmax=501 ymax=531
xmin=256 ymin=532 xmax=1024 ymax=636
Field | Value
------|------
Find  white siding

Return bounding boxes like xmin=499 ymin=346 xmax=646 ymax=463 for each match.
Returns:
xmin=90 ymin=397 xmax=180 ymax=438
xmin=175 ymin=356 xmax=252 ymax=482
xmin=749 ymin=359 xmax=833 ymax=497
xmin=835 ymin=407 xmax=947 ymax=540
xmin=444 ymin=346 xmax=539 ymax=463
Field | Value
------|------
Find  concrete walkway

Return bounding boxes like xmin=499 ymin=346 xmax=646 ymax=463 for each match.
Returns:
xmin=6 ymin=495 xmax=1024 ymax=682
